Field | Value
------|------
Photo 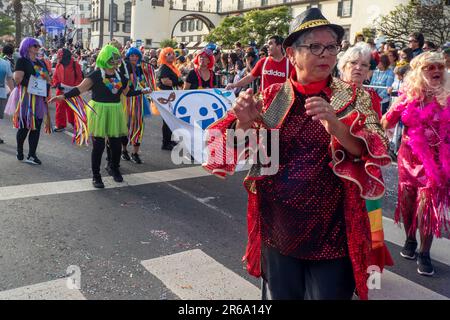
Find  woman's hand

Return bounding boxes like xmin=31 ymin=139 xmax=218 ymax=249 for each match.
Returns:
xmin=305 ymin=96 xmax=364 ymax=157
xmin=225 ymin=83 xmax=235 ymax=90
xmin=233 ymin=88 xmax=262 ymax=131
xmin=48 ymin=95 xmax=65 ymax=104
xmin=305 ymin=96 xmax=340 ymax=135
xmin=161 ymin=78 xmax=173 ymax=87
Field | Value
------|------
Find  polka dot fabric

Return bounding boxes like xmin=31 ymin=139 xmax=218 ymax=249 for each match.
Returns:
xmin=258 ymin=91 xmax=348 ymax=260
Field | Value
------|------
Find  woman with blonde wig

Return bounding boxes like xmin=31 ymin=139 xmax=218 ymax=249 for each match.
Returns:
xmin=381 ymin=52 xmax=449 ymax=276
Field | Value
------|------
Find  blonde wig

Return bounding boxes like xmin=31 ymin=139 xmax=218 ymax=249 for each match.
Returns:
xmin=402 ymin=51 xmax=449 ymax=106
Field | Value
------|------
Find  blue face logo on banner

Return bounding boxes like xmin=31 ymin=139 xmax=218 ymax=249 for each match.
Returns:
xmin=173 ymin=92 xmax=227 ymax=129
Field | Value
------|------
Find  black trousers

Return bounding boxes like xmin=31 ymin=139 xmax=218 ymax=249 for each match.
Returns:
xmin=162 ymin=120 xmax=172 ymax=145
xmin=92 ymin=136 xmax=121 ymax=175
xmin=261 ymin=244 xmax=355 ymax=300
xmin=16 ymin=118 xmax=43 ymax=157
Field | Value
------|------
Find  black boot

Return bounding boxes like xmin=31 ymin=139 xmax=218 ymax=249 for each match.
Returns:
xmin=92 ymin=174 xmax=105 ymax=188
xmin=106 ymin=165 xmax=123 ymax=182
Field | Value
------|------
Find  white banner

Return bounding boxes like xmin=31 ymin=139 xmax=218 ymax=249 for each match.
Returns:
xmin=150 ymin=89 xmax=236 ymax=164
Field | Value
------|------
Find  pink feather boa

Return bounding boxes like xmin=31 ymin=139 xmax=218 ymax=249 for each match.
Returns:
xmin=401 ymin=97 xmax=450 ymax=236
xmin=402 ymin=98 xmax=450 ymax=186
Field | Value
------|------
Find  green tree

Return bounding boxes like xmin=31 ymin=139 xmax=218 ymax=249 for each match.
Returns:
xmin=205 ymin=15 xmax=245 ymax=48
xmin=159 ymin=38 xmax=177 ymax=48
xmin=206 ymin=6 xmax=291 ymax=48
xmin=362 ymin=28 xmax=376 ymax=41
xmin=375 ymin=0 xmax=449 ymax=46
xmin=241 ymin=6 xmax=291 ymax=47
xmin=0 ymin=13 xmax=14 ymax=37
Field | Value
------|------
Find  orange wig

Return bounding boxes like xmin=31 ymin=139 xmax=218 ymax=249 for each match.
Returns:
xmin=158 ymin=47 xmax=181 ymax=78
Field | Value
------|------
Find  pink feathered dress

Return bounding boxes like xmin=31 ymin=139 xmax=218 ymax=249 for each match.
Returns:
xmin=385 ymin=95 xmax=450 ymax=237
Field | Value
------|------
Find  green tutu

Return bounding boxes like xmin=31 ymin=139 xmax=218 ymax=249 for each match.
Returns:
xmin=87 ymin=100 xmax=128 ymax=138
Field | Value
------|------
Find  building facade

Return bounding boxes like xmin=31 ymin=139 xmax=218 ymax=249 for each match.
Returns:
xmin=90 ymin=0 xmax=133 ymax=49
xmin=35 ymin=0 xmax=92 ymax=48
xmin=130 ymin=0 xmax=221 ymax=49
xmin=128 ymin=0 xmax=413 ymax=49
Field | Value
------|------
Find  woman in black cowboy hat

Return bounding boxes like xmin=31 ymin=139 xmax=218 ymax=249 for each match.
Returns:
xmin=203 ymin=8 xmax=391 ymax=300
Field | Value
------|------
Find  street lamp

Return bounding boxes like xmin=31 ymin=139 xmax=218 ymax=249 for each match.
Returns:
xmin=110 ymin=0 xmax=114 ymax=41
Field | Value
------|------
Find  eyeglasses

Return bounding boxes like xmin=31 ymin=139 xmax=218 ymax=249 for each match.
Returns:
xmin=422 ymin=64 xmax=445 ymax=72
xmin=295 ymin=43 xmax=341 ymax=56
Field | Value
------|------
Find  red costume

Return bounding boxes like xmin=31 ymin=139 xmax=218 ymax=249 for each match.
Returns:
xmin=203 ymin=77 xmax=391 ymax=300
xmin=52 ymin=49 xmax=83 ymax=129
xmin=385 ymin=96 xmax=450 ymax=237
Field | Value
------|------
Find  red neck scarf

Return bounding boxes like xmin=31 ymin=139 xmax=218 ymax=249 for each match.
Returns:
xmin=290 ymin=73 xmax=331 ymax=96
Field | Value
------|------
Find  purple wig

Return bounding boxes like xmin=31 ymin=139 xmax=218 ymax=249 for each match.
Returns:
xmin=19 ymin=37 xmax=41 ymax=59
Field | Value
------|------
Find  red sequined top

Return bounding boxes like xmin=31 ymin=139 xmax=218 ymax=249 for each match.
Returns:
xmin=257 ymin=78 xmax=348 ymax=259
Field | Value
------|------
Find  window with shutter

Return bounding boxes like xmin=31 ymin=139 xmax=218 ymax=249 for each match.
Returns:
xmin=341 ymin=0 xmax=353 ymax=18
xmin=337 ymin=1 xmax=343 ymax=17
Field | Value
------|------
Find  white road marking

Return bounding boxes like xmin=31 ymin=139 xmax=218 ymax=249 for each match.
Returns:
xmin=0 ymin=279 xmax=86 ymax=300
xmin=141 ymin=249 xmax=260 ymax=300
xmin=0 ymin=249 xmax=447 ymax=300
xmin=165 ymin=182 xmax=234 ymax=219
xmin=141 ymin=249 xmax=448 ymax=300
xmin=0 ymin=166 xmax=210 ymax=201
xmin=383 ymin=217 xmax=450 ymax=266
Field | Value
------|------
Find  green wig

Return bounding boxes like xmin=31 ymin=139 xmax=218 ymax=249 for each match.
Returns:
xmin=96 ymin=44 xmax=121 ymax=69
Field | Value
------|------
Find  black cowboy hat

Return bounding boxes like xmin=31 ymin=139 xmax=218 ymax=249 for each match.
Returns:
xmin=283 ymin=8 xmax=345 ymax=49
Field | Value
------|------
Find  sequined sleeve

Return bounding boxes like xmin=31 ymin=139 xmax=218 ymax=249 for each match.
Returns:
xmin=331 ymin=87 xmax=392 ymax=199
xmin=384 ymin=94 xmax=408 ymax=126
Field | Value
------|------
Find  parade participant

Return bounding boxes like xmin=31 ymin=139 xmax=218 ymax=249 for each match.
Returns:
xmin=120 ymin=47 xmax=152 ymax=164
xmin=408 ymin=32 xmax=424 ymax=58
xmin=203 ymin=8 xmax=390 ymax=300
xmin=183 ymin=48 xmax=217 ymax=90
xmin=52 ymin=48 xmax=83 ymax=131
xmin=49 ymin=45 xmax=147 ymax=188
xmin=444 ymin=48 xmax=450 ymax=75
xmin=2 ymin=44 xmax=15 ymax=72
xmin=226 ymin=35 xmax=292 ymax=92
xmin=399 ymin=47 xmax=414 ymax=64
xmin=0 ymin=55 xmax=14 ymax=144
xmin=381 ymin=52 xmax=449 ymax=276
xmin=353 ymin=32 xmax=364 ymax=45
xmin=4 ymin=37 xmax=52 ymax=165
xmin=338 ymin=43 xmax=394 ymax=271
xmin=38 ymin=48 xmax=52 ymax=77
xmin=370 ymin=54 xmax=395 ymax=114
xmin=157 ymin=47 xmax=183 ymax=151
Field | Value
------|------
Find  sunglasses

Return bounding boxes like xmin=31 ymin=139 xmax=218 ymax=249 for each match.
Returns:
xmin=422 ymin=64 xmax=445 ymax=72
xmin=32 ymin=44 xmax=41 ymax=48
